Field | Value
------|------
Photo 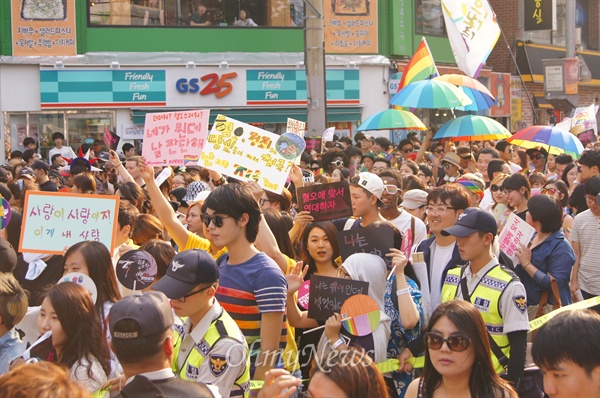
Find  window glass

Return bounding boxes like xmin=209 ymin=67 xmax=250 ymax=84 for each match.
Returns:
xmin=89 ymin=0 xmax=303 ymax=27
xmin=415 ymin=0 xmax=446 ymax=36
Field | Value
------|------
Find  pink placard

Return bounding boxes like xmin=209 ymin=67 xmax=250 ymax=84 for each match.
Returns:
xmin=298 ymin=280 xmax=310 ymax=310
xmin=142 ymin=109 xmax=210 ymax=166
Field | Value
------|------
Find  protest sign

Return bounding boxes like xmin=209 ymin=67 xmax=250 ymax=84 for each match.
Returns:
xmin=340 ymin=294 xmax=380 ymax=336
xmin=498 ymin=212 xmax=536 ymax=265
xmin=337 ymin=224 xmax=395 ymax=269
xmin=142 ymin=109 xmax=209 ymax=166
xmin=19 ymin=191 xmax=119 ymax=255
xmin=322 ymin=127 xmax=336 ymax=142
xmin=104 ymin=125 xmax=120 ymax=151
xmin=199 ymin=114 xmax=295 ymax=194
xmin=297 ymin=181 xmax=352 ymax=221
xmin=276 ymin=133 xmax=306 ymax=160
xmin=286 ymin=118 xmax=306 ymax=135
xmin=154 ymin=167 xmax=172 ymax=187
xmin=308 ymin=275 xmax=369 ymax=321
xmin=298 ymin=280 xmax=310 ymax=310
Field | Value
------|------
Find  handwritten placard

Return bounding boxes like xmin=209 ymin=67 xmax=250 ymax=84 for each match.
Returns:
xmin=337 ymin=224 xmax=395 ymax=269
xmin=142 ymin=109 xmax=210 ymax=166
xmin=297 ymin=181 xmax=352 ymax=221
xmin=308 ymin=274 xmax=369 ymax=321
xmin=286 ymin=118 xmax=306 ymax=135
xmin=498 ymin=212 xmax=536 ymax=265
xmin=199 ymin=114 xmax=294 ymax=194
xmin=19 ymin=191 xmax=119 ymax=255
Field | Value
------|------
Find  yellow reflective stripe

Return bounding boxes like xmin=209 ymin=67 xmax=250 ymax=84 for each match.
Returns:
xmin=529 ymin=295 xmax=600 ymax=332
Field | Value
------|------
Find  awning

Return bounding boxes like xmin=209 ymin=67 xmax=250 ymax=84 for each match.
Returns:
xmin=131 ymin=107 xmax=363 ymax=125
xmin=533 ymin=95 xmax=553 ymax=109
xmin=516 ymin=41 xmax=600 ymax=86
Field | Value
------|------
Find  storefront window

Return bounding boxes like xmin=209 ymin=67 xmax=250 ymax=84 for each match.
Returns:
xmin=89 ymin=0 xmax=304 ymax=28
xmin=415 ymin=0 xmax=446 ymax=37
xmin=522 ymin=0 xmax=589 ymax=49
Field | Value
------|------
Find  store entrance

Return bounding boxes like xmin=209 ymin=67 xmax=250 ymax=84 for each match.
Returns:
xmin=66 ymin=112 xmax=114 ymax=156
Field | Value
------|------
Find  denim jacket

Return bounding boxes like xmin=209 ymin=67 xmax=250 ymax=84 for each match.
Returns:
xmin=0 ymin=328 xmax=26 ymax=375
xmin=515 ymin=229 xmax=575 ymax=306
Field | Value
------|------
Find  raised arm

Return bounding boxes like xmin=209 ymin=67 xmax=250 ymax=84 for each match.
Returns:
xmin=110 ymin=150 xmax=135 ymax=185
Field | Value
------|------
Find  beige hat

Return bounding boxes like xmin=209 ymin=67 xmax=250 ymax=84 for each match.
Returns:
xmin=442 ymin=152 xmax=462 ymax=169
xmin=401 ymin=189 xmax=428 ymax=209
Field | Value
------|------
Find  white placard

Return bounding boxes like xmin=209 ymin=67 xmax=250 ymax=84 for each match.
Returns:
xmin=498 ymin=212 xmax=536 ymax=266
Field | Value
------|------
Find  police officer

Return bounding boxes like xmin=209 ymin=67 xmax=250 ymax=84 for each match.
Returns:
xmin=440 ymin=208 xmax=529 ymax=385
xmin=153 ymin=250 xmax=250 ymax=397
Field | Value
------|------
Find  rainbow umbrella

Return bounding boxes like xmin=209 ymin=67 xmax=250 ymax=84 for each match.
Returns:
xmin=507 ymin=125 xmax=585 ymax=159
xmin=389 ymin=79 xmax=472 ymax=109
xmin=357 ymin=109 xmax=427 ymax=131
xmin=434 ymin=74 xmax=495 ymax=111
xmin=433 ymin=115 xmax=511 ymax=141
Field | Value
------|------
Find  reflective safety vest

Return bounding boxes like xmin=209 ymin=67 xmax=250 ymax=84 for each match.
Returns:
xmin=172 ymin=308 xmax=250 ymax=397
xmin=441 ymin=265 xmax=516 ymax=373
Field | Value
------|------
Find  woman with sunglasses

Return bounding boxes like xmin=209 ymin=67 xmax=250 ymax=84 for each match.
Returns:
xmin=486 ymin=173 xmax=513 ymax=233
xmin=541 ymin=180 xmax=573 ymax=240
xmin=502 ymin=173 xmax=531 ymax=221
xmin=405 ymin=300 xmax=517 ymax=398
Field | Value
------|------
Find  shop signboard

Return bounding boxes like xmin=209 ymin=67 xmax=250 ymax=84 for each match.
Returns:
xmin=524 ymin=0 xmax=555 ymax=31
xmin=40 ymin=70 xmax=167 ymax=108
xmin=246 ymin=69 xmax=360 ymax=106
xmin=11 ymin=0 xmax=77 ymax=56
xmin=324 ymin=0 xmax=379 ymax=54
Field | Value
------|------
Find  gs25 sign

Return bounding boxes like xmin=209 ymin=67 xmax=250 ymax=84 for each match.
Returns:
xmin=176 ymin=72 xmax=237 ymax=98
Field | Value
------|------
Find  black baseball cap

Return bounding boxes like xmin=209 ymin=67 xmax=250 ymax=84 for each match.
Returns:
xmin=152 ymin=249 xmax=219 ymax=299
xmin=31 ymin=160 xmax=50 ymax=172
xmin=441 ymin=207 xmax=498 ymax=237
xmin=109 ymin=291 xmax=173 ymax=340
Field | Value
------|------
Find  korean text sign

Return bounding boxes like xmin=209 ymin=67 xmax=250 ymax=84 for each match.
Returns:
xmin=297 ymin=181 xmax=352 ymax=221
xmin=142 ymin=109 xmax=210 ymax=166
xmin=19 ymin=192 xmax=120 ymax=255
xmin=337 ymin=224 xmax=395 ymax=270
xmin=498 ymin=213 xmax=535 ymax=265
xmin=324 ymin=0 xmax=379 ymax=54
xmin=199 ymin=114 xmax=295 ymax=194
xmin=308 ymin=275 xmax=369 ymax=321
xmin=11 ymin=0 xmax=77 ymax=56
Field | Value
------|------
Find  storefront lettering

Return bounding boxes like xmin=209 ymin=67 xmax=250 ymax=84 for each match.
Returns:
xmin=176 ymin=72 xmax=238 ymax=98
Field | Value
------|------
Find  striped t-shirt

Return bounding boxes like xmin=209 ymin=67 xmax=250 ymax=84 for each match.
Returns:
xmin=216 ymin=253 xmax=288 ymax=355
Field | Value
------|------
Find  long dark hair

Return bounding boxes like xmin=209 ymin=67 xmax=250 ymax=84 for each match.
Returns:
xmin=63 ymin=241 xmax=121 ymax=331
xmin=45 ymin=282 xmax=111 ymax=380
xmin=421 ymin=300 xmax=517 ymax=398
xmin=262 ymin=208 xmax=296 ymax=259
xmin=118 ymin=182 xmax=152 ymax=213
xmin=300 ymin=221 xmax=340 ymax=276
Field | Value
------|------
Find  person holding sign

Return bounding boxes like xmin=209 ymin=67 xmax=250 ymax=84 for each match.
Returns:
xmin=514 ymin=194 xmax=575 ymax=318
xmin=502 ymin=173 xmax=531 ymax=221
xmin=439 ymin=208 xmax=529 ymax=385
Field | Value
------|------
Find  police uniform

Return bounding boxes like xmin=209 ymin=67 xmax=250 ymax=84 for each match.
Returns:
xmin=441 ymin=257 xmax=530 ymax=373
xmin=173 ymin=299 xmax=250 ymax=397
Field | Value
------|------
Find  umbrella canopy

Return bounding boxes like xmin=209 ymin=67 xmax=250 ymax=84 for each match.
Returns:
xmin=507 ymin=125 xmax=585 ymax=158
xmin=389 ymin=79 xmax=472 ymax=109
xmin=433 ymin=115 xmax=512 ymax=141
xmin=357 ymin=109 xmax=427 ymax=132
xmin=434 ymin=74 xmax=495 ymax=111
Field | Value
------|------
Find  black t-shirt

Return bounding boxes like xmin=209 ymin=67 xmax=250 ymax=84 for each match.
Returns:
xmin=569 ymin=184 xmax=588 ymax=215
xmin=39 ymin=180 xmax=58 ymax=192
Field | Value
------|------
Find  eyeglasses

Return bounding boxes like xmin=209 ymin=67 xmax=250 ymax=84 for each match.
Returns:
xmin=330 ymin=160 xmax=344 ymax=167
xmin=531 ymin=154 xmax=545 ymax=160
xmin=585 ymin=195 xmax=597 ymax=203
xmin=491 ymin=185 xmax=507 ymax=194
xmin=434 ymin=149 xmax=444 ymax=154
xmin=425 ymin=332 xmax=471 ymax=352
xmin=311 ymin=166 xmax=320 ymax=171
xmin=402 ymin=147 xmax=413 ymax=154
xmin=541 ymin=188 xmax=558 ymax=195
xmin=442 ymin=162 xmax=453 ymax=169
xmin=259 ymin=198 xmax=271 ymax=206
xmin=383 ymin=185 xmax=399 ymax=195
xmin=106 ymin=168 xmax=117 ymax=173
xmin=177 ymin=284 xmax=214 ymax=303
xmin=201 ymin=214 xmax=231 ymax=228
xmin=425 ymin=205 xmax=455 ymax=215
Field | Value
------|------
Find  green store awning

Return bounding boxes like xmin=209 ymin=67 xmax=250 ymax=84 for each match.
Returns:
xmin=131 ymin=107 xmax=362 ymax=125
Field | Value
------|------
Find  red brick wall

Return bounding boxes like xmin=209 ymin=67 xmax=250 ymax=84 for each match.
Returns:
xmin=487 ymin=0 xmax=519 ymax=74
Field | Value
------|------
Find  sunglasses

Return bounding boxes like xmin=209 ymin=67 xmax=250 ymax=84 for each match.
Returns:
xmin=490 ymin=184 xmax=506 ymax=193
xmin=434 ymin=149 xmax=444 ymax=154
xmin=442 ymin=162 xmax=453 ymax=169
xmin=177 ymin=284 xmax=214 ymax=303
xmin=383 ymin=185 xmax=399 ymax=195
xmin=201 ymin=214 xmax=231 ymax=228
xmin=531 ymin=154 xmax=545 ymax=160
xmin=541 ymin=187 xmax=557 ymax=195
xmin=402 ymin=148 xmax=413 ymax=154
xmin=330 ymin=160 xmax=344 ymax=167
xmin=425 ymin=332 xmax=471 ymax=352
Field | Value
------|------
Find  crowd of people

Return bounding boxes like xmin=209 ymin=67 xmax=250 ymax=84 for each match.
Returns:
xmin=0 ymin=129 xmax=599 ymax=398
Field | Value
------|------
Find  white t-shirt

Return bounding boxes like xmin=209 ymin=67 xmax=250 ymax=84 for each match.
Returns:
xmin=429 ymin=241 xmax=456 ymax=307
xmin=479 ymin=188 xmax=493 ymax=210
xmin=571 ymin=210 xmax=600 ymax=295
xmin=508 ymin=162 xmax=522 ymax=174
xmin=387 ymin=209 xmax=428 ymax=249
xmin=48 ymin=146 xmax=77 ymax=160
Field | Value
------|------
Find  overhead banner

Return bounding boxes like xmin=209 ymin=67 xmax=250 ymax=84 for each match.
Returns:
xmin=324 ymin=0 xmax=378 ymax=54
xmin=441 ymin=0 xmax=500 ymax=78
xmin=11 ymin=0 xmax=77 ymax=56
xmin=199 ymin=115 xmax=296 ymax=194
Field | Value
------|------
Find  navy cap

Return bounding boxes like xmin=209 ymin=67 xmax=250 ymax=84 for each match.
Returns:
xmin=109 ymin=291 xmax=173 ymax=340
xmin=152 ymin=249 xmax=219 ymax=299
xmin=441 ymin=207 xmax=498 ymax=237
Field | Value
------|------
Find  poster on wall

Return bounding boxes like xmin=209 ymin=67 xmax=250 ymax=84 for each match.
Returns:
xmin=324 ymin=0 xmax=378 ymax=54
xmin=11 ymin=0 xmax=77 ymax=56
xmin=489 ymin=73 xmax=511 ymax=117
xmin=510 ymin=76 xmax=523 ymax=132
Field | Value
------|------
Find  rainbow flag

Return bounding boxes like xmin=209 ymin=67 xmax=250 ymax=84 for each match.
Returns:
xmin=397 ymin=37 xmax=439 ymax=91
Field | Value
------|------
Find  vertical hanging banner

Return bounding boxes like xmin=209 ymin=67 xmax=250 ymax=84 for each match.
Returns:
xmin=441 ymin=0 xmax=500 ymax=78
xmin=510 ymin=76 xmax=523 ymax=132
xmin=142 ymin=109 xmax=210 ymax=166
xmin=199 ymin=115 xmax=296 ymax=194
xmin=11 ymin=0 xmax=77 ymax=56
xmin=324 ymin=0 xmax=378 ymax=54
xmin=489 ymin=73 xmax=511 ymax=117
